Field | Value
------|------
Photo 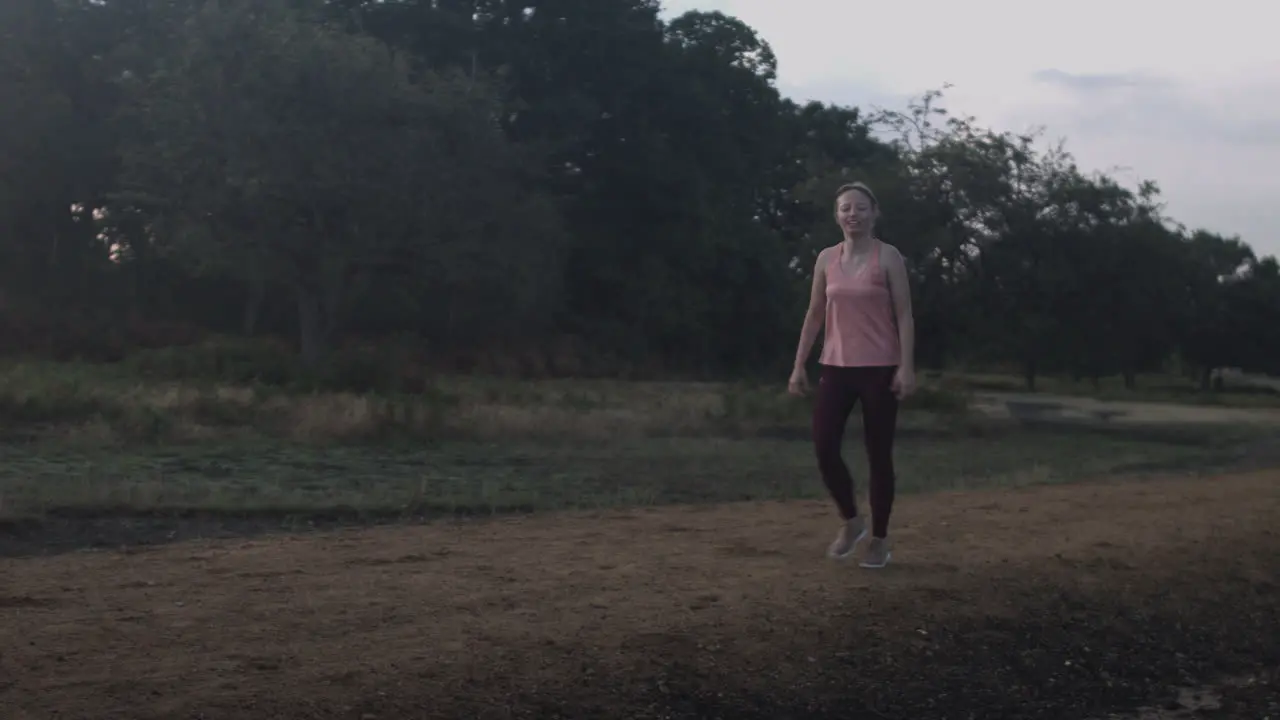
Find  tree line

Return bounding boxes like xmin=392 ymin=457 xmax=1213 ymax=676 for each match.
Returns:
xmin=2 ymin=0 xmax=1276 ymax=389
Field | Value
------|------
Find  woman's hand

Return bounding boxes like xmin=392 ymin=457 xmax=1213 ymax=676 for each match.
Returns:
xmin=891 ymin=366 xmax=916 ymax=400
xmin=788 ymin=366 xmax=810 ymax=396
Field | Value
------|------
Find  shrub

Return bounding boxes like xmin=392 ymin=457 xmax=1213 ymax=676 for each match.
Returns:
xmin=124 ymin=336 xmax=301 ymax=386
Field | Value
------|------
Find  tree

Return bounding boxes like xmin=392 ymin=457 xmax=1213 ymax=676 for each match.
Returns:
xmin=1177 ymin=230 xmax=1258 ymax=388
xmin=0 ymin=0 xmax=119 ymax=311
xmin=4 ymin=1 xmax=1277 ymax=386
xmin=114 ymin=0 xmax=563 ymax=365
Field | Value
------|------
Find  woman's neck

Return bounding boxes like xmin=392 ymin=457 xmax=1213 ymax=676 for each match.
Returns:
xmin=842 ymin=234 xmax=874 ymax=253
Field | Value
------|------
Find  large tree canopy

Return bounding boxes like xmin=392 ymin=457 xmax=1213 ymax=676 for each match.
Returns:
xmin=0 ymin=0 xmax=1275 ymax=384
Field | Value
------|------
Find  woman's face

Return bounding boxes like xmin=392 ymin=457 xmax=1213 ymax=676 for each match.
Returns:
xmin=835 ymin=189 xmax=877 ymax=236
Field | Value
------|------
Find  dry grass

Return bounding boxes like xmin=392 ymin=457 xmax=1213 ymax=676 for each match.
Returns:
xmin=0 ymin=361 xmax=970 ymax=445
xmin=947 ymin=370 xmax=1280 ymax=408
xmin=2 ymin=423 xmax=1245 ymax=526
xmin=0 ymin=359 xmax=1272 ymax=537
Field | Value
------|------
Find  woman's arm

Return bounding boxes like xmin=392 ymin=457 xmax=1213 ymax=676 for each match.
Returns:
xmin=884 ymin=245 xmax=916 ymax=378
xmin=793 ymin=249 xmax=830 ymax=372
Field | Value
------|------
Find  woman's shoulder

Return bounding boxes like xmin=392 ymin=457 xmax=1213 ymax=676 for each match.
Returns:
xmin=877 ymin=239 xmax=905 ymax=264
xmin=814 ymin=244 xmax=841 ymax=270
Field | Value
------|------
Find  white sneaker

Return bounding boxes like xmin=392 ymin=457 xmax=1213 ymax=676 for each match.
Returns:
xmin=859 ymin=537 xmax=892 ymax=568
xmin=827 ymin=515 xmax=868 ymax=560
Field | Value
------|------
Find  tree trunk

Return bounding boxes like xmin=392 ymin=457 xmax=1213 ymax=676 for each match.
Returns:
xmin=1023 ymin=358 xmax=1037 ymax=392
xmin=296 ymin=285 xmax=327 ymax=367
xmin=1199 ymin=366 xmax=1213 ymax=392
xmin=243 ymin=275 xmax=265 ymax=337
xmin=1192 ymin=366 xmax=1213 ymax=389
xmin=1123 ymin=369 xmax=1136 ymax=390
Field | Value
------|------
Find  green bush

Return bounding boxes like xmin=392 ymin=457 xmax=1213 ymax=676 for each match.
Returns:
xmin=122 ymin=336 xmax=439 ymax=396
xmin=124 ymin=337 xmax=301 ymax=386
xmin=0 ymin=381 xmax=107 ymax=424
xmin=904 ymin=384 xmax=972 ymax=415
xmin=0 ymin=363 xmax=112 ymax=425
xmin=719 ymin=384 xmax=808 ymax=425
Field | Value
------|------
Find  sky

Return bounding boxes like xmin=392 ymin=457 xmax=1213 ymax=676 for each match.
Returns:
xmin=659 ymin=0 xmax=1280 ymax=259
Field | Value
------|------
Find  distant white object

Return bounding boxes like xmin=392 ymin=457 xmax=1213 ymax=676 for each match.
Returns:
xmin=1214 ymin=368 xmax=1280 ymax=392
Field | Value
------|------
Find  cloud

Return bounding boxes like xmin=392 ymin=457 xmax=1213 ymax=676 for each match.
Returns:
xmin=781 ymin=68 xmax=1280 ymax=256
xmin=658 ymin=1 xmax=1280 ymax=256
xmin=1027 ymin=68 xmax=1280 ymax=147
xmin=1030 ymin=69 xmax=1175 ymax=93
xmin=777 ymin=79 xmax=914 ymax=116
xmin=1003 ymin=68 xmax=1280 ymax=254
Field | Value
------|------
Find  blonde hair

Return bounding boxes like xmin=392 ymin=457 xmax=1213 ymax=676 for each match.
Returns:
xmin=834 ymin=181 xmax=878 ymax=208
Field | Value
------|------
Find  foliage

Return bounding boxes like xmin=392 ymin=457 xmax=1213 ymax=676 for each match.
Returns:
xmin=0 ymin=359 xmax=988 ymax=447
xmin=0 ymin=0 xmax=1276 ymax=388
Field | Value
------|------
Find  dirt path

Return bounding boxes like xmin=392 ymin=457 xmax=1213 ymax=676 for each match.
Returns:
xmin=2 ymin=471 xmax=1278 ymax=719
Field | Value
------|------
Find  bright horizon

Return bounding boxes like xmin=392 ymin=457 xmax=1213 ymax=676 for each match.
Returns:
xmin=659 ymin=0 xmax=1280 ymax=259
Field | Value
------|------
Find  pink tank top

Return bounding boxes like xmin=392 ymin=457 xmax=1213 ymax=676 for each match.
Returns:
xmin=819 ymin=240 xmax=901 ymax=367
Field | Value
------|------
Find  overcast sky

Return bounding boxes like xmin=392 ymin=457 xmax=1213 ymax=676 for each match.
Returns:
xmin=659 ymin=0 xmax=1279 ymax=259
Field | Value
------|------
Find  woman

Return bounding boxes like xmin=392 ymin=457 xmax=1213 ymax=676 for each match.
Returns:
xmin=788 ymin=181 xmax=916 ymax=568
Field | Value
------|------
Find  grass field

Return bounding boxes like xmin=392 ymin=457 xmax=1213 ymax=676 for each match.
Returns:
xmin=0 ymin=360 xmax=1270 ymax=549
xmin=946 ymin=368 xmax=1280 ymax=408
xmin=2 ymin=360 xmax=1278 ymax=718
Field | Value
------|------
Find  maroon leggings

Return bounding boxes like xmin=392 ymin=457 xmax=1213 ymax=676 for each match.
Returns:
xmin=812 ymin=364 xmax=899 ymax=538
